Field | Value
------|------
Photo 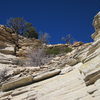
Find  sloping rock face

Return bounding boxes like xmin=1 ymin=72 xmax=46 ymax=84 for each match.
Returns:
xmin=0 ymin=25 xmax=42 ymax=57
xmin=92 ymin=11 xmax=100 ymax=41
xmin=0 ymin=25 xmax=42 ymax=85
xmin=0 ymin=25 xmax=15 ymax=55
xmin=79 ymin=12 xmax=100 ymax=86
xmin=0 ymin=12 xmax=100 ymax=100
xmin=0 ymin=25 xmax=42 ymax=73
xmin=17 ymin=38 xmax=42 ymax=57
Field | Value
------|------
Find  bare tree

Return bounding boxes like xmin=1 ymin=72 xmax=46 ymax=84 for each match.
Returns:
xmin=62 ymin=34 xmax=74 ymax=44
xmin=39 ymin=32 xmax=49 ymax=44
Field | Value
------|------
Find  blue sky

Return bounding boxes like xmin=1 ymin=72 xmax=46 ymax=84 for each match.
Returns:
xmin=0 ymin=0 xmax=100 ymax=44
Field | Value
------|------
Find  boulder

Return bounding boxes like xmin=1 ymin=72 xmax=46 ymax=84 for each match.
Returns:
xmin=82 ymin=67 xmax=100 ymax=86
xmin=1 ymin=75 xmax=33 ymax=92
xmin=79 ymin=55 xmax=100 ymax=74
xmin=33 ymin=69 xmax=61 ymax=82
xmin=86 ymin=85 xmax=97 ymax=94
xmin=65 ymin=58 xmax=78 ymax=66
xmin=13 ymin=69 xmax=21 ymax=75
xmin=84 ymin=68 xmax=100 ymax=82
xmin=86 ymin=73 xmax=100 ymax=86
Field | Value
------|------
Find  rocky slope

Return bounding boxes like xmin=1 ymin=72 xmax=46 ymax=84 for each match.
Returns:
xmin=0 ymin=12 xmax=100 ymax=100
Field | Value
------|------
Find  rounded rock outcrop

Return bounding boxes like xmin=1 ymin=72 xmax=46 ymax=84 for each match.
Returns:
xmin=92 ymin=11 xmax=100 ymax=41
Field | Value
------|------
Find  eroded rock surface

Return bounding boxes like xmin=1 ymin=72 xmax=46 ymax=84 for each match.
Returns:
xmin=0 ymin=12 xmax=100 ymax=100
xmin=92 ymin=11 xmax=100 ymax=41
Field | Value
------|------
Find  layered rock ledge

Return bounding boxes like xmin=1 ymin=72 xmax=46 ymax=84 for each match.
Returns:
xmin=0 ymin=12 xmax=100 ymax=100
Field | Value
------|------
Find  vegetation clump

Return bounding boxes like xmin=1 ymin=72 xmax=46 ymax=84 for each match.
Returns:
xmin=7 ymin=17 xmax=38 ymax=39
xmin=25 ymin=47 xmax=51 ymax=66
xmin=6 ymin=17 xmax=38 ymax=56
xmin=0 ymin=68 xmax=8 ymax=83
xmin=45 ymin=46 xmax=72 ymax=55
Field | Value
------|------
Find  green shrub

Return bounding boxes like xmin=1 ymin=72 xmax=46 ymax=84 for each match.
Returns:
xmin=63 ymin=47 xmax=72 ymax=53
xmin=46 ymin=47 xmax=60 ymax=55
xmin=45 ymin=46 xmax=72 ymax=55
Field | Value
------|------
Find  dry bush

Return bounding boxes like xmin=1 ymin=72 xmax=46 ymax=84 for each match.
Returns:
xmin=25 ymin=47 xmax=51 ymax=66
xmin=39 ymin=32 xmax=49 ymax=44
xmin=0 ymin=68 xmax=8 ymax=82
xmin=13 ymin=58 xmax=25 ymax=66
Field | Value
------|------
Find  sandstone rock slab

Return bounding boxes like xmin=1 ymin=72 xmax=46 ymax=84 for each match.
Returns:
xmin=33 ymin=69 xmax=61 ymax=82
xmin=1 ymin=75 xmax=33 ymax=92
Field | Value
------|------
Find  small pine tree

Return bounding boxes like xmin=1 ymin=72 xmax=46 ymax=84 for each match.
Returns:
xmin=7 ymin=17 xmax=26 ymax=35
xmin=7 ymin=17 xmax=38 ymax=55
xmin=24 ymin=23 xmax=38 ymax=39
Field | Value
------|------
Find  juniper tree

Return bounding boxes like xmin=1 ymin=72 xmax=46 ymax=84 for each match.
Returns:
xmin=7 ymin=17 xmax=38 ymax=55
